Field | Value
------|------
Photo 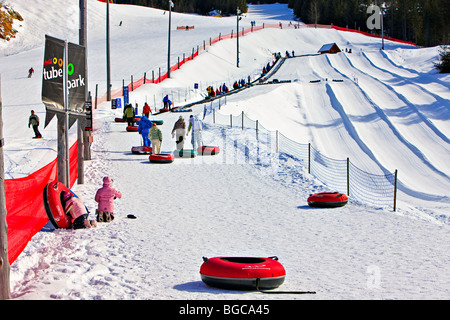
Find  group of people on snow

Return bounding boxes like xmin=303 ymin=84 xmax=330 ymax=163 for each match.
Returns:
xmin=206 ymin=76 xmax=255 ymax=98
xmin=28 ymin=93 xmax=205 ymax=231
xmin=136 ymin=113 xmax=202 ymax=155
xmin=206 ymin=83 xmax=230 ymax=98
xmin=205 ymin=78 xmax=250 ymax=98
xmin=172 ymin=115 xmax=203 ymax=150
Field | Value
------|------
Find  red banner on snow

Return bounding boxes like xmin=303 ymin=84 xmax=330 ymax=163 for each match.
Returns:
xmin=6 ymin=141 xmax=78 ymax=265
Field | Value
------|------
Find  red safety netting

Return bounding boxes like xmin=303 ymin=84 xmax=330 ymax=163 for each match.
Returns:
xmin=94 ymin=24 xmax=275 ymax=106
xmin=332 ymin=25 xmax=416 ymax=46
xmin=6 ymin=141 xmax=78 ymax=265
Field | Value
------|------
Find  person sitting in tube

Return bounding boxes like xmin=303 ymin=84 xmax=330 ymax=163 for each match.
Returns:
xmin=63 ymin=191 xmax=97 ymax=229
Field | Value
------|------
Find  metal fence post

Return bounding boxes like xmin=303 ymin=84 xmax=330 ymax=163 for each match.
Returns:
xmin=393 ymin=169 xmax=398 ymax=211
xmin=276 ymin=130 xmax=279 ymax=153
xmin=347 ymin=157 xmax=350 ymax=196
xmin=308 ymin=143 xmax=311 ymax=174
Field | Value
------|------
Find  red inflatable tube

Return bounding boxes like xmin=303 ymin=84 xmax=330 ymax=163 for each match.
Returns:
xmin=115 ymin=117 xmax=140 ymax=123
xmin=149 ymin=153 xmax=174 ymax=164
xmin=307 ymin=192 xmax=348 ymax=208
xmin=43 ymin=181 xmax=72 ymax=229
xmin=197 ymin=145 xmax=220 ymax=156
xmin=126 ymin=125 xmax=139 ymax=132
xmin=200 ymin=256 xmax=286 ymax=290
xmin=131 ymin=146 xmax=152 ymax=154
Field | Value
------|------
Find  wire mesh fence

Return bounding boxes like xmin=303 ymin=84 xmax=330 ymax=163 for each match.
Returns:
xmin=201 ymin=98 xmax=398 ymax=210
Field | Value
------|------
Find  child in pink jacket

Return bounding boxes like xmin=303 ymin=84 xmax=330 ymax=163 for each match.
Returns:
xmin=64 ymin=191 xmax=97 ymax=229
xmin=95 ymin=176 xmax=122 ymax=222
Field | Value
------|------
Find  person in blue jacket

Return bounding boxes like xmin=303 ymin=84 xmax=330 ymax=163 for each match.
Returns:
xmin=138 ymin=116 xmax=153 ymax=147
xmin=163 ymin=94 xmax=169 ymax=109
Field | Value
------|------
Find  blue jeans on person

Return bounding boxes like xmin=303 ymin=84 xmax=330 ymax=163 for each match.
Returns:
xmin=141 ymin=129 xmax=151 ymax=147
xmin=191 ymin=130 xmax=202 ymax=150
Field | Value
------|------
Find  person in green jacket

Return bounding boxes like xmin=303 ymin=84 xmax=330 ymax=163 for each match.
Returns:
xmin=149 ymin=123 xmax=162 ymax=154
xmin=123 ymin=103 xmax=135 ymax=126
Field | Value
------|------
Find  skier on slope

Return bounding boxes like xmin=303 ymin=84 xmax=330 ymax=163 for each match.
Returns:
xmin=28 ymin=110 xmax=42 ymax=138
xmin=28 ymin=67 xmax=34 ymax=78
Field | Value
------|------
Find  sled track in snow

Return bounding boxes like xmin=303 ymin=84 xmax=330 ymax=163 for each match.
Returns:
xmin=198 ymin=51 xmax=450 ymax=208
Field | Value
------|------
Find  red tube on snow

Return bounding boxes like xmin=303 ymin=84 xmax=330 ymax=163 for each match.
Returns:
xmin=197 ymin=145 xmax=220 ymax=156
xmin=149 ymin=153 xmax=174 ymax=164
xmin=126 ymin=126 xmax=139 ymax=132
xmin=131 ymin=146 xmax=152 ymax=154
xmin=200 ymin=256 xmax=285 ymax=290
xmin=43 ymin=181 xmax=72 ymax=229
xmin=307 ymin=192 xmax=348 ymax=208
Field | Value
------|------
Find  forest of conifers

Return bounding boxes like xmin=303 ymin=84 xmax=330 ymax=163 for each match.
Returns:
xmin=114 ymin=0 xmax=449 ymax=47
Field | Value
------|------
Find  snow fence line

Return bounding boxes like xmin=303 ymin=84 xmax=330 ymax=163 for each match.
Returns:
xmin=201 ymin=97 xmax=398 ymax=211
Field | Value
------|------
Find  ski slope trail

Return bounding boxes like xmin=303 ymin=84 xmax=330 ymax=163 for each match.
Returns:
xmin=353 ymin=51 xmax=450 ymax=140
xmin=231 ymin=53 xmax=450 ymax=202
xmin=339 ymin=52 xmax=450 ymax=175
xmin=324 ymin=53 xmax=450 ymax=198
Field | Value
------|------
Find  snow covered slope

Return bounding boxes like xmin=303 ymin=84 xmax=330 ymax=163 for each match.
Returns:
xmin=1 ymin=0 xmax=449 ymax=300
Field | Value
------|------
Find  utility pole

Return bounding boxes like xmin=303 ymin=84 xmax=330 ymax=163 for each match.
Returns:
xmin=78 ymin=0 xmax=87 ymax=183
xmin=237 ymin=7 xmax=241 ymax=68
xmin=0 ymin=74 xmax=11 ymax=300
xmin=106 ymin=0 xmax=111 ymax=100
xmin=167 ymin=1 xmax=174 ymax=78
xmin=381 ymin=8 xmax=384 ymax=50
xmin=63 ymin=41 xmax=70 ymax=186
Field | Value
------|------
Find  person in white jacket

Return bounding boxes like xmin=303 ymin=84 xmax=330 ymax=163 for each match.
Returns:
xmin=187 ymin=115 xmax=203 ymax=150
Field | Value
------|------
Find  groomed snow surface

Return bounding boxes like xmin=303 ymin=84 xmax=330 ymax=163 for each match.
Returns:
xmin=1 ymin=0 xmax=449 ymax=301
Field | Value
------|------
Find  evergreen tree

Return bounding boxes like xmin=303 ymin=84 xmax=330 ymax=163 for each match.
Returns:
xmin=435 ymin=45 xmax=450 ymax=73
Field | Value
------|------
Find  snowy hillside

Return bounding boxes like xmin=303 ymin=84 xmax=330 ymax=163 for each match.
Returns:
xmin=1 ymin=0 xmax=449 ymax=301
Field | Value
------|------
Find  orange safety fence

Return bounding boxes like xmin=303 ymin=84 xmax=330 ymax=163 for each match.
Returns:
xmin=332 ymin=25 xmax=416 ymax=46
xmin=95 ymin=24 xmax=276 ymax=106
xmin=6 ymin=141 xmax=78 ymax=264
